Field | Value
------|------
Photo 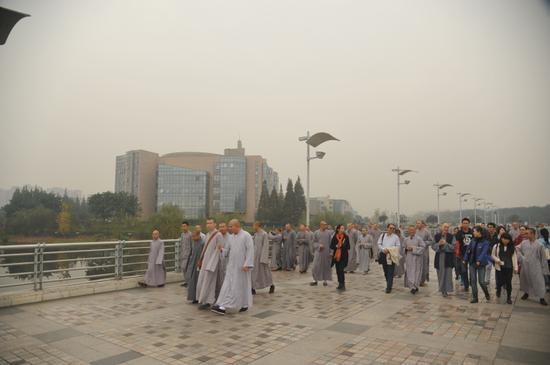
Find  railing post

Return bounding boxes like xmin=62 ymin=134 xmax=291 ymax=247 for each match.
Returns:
xmin=174 ymin=239 xmax=181 ymax=273
xmin=33 ymin=243 xmax=39 ymax=291
xmin=114 ymin=241 xmax=121 ymax=279
xmin=38 ymin=242 xmax=45 ymax=290
xmin=119 ymin=240 xmax=125 ymax=278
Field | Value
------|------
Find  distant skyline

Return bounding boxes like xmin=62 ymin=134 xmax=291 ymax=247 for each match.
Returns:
xmin=1 ymin=0 xmax=549 ymax=217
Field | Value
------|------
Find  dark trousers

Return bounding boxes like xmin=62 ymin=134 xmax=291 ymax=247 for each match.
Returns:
xmin=382 ymin=263 xmax=395 ymax=290
xmin=335 ymin=261 xmax=346 ymax=286
xmin=457 ymin=259 xmax=469 ymax=290
xmin=496 ymin=267 xmax=513 ymax=298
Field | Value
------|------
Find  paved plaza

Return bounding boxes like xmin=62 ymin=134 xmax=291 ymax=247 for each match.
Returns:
xmin=1 ymin=258 xmax=549 ymax=365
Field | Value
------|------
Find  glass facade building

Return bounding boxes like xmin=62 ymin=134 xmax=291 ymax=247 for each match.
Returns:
xmin=157 ymin=164 xmax=208 ymax=219
xmin=213 ymin=156 xmax=247 ymax=213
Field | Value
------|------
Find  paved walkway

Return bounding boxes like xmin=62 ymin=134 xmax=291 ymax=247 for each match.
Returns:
xmin=1 ymin=258 xmax=549 ymax=365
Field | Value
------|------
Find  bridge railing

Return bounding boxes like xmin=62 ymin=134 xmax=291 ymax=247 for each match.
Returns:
xmin=0 ymin=239 xmax=182 ymax=292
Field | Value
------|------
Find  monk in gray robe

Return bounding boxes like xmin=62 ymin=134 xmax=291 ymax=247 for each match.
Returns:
xmin=179 ymin=222 xmax=192 ymax=287
xmin=139 ymin=230 xmax=166 ymax=287
xmin=282 ymin=224 xmax=296 ymax=271
xmin=196 ymin=219 xmax=224 ymax=309
xmin=394 ymin=229 xmax=406 ymax=277
xmin=306 ymin=226 xmax=315 ymax=263
xmin=416 ymin=220 xmax=434 ymax=285
xmin=357 ymin=228 xmax=374 ymax=274
xmin=252 ymin=222 xmax=275 ymax=294
xmin=431 ymin=223 xmax=455 ymax=297
xmin=212 ymin=219 xmax=255 ymax=315
xmin=518 ymin=228 xmax=549 ymax=305
xmin=310 ymin=221 xmax=334 ymax=286
xmin=403 ymin=225 xmax=426 ymax=293
xmin=345 ymin=223 xmax=359 ymax=273
xmin=216 ymin=222 xmax=230 ymax=298
xmin=369 ymin=224 xmax=382 ymax=260
xmin=296 ymin=224 xmax=311 ymax=273
xmin=186 ymin=231 xmax=204 ymax=303
xmin=268 ymin=228 xmax=283 ymax=270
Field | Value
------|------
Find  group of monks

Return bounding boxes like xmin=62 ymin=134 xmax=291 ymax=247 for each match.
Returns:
xmin=139 ymin=217 xmax=549 ymax=315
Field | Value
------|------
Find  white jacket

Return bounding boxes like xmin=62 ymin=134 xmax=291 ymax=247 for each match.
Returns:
xmin=491 ymin=244 xmax=518 ymax=272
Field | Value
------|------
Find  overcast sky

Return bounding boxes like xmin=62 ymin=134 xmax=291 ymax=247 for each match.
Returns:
xmin=1 ymin=0 xmax=549 ymax=217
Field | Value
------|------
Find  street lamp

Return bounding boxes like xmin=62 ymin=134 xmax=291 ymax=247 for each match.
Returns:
xmin=299 ymin=131 xmax=339 ymax=226
xmin=434 ymin=183 xmax=453 ymax=225
xmin=484 ymin=202 xmax=493 ymax=224
xmin=473 ymin=198 xmax=484 ymax=225
xmin=457 ymin=192 xmax=471 ymax=221
xmin=391 ymin=167 xmax=417 ymax=228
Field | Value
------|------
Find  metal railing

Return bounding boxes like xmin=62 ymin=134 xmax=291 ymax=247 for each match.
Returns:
xmin=0 ymin=239 xmax=182 ymax=292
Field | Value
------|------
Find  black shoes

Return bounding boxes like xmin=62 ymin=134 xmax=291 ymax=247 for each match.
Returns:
xmin=336 ymin=284 xmax=346 ymax=291
xmin=385 ymin=288 xmax=391 ymax=294
xmin=506 ymin=298 xmax=512 ymax=304
xmin=323 ymin=281 xmax=328 ymax=286
xmin=470 ymin=298 xmax=479 ymax=303
xmin=211 ymin=306 xmax=225 ymax=315
xmin=191 ymin=300 xmax=198 ymax=304
xmin=521 ymin=293 xmax=529 ymax=300
xmin=269 ymin=285 xmax=275 ymax=294
xmin=540 ymin=299 xmax=548 ymax=306
xmin=442 ymin=292 xmax=448 ymax=297
xmin=239 ymin=307 xmax=248 ymax=312
xmin=410 ymin=288 xmax=418 ymax=295
xmin=138 ymin=282 xmax=147 ymax=288
xmin=198 ymin=303 xmax=210 ymax=310
xmin=310 ymin=281 xmax=318 ymax=286
xmin=496 ymin=289 xmax=501 ymax=298
xmin=181 ymin=282 xmax=188 ymax=287
xmin=251 ymin=289 xmax=256 ymax=295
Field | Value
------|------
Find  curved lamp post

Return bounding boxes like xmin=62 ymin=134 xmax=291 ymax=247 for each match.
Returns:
xmin=434 ymin=183 xmax=453 ymax=225
xmin=457 ymin=192 xmax=471 ymax=221
xmin=0 ymin=6 xmax=30 ymax=45
xmin=391 ymin=167 xmax=418 ymax=227
xmin=299 ymin=131 xmax=339 ymax=226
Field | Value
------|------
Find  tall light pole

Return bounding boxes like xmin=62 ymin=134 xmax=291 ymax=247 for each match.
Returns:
xmin=434 ymin=183 xmax=453 ymax=225
xmin=457 ymin=192 xmax=471 ymax=221
xmin=299 ymin=131 xmax=339 ymax=226
xmin=484 ymin=202 xmax=493 ymax=223
xmin=392 ymin=167 xmax=417 ymax=228
xmin=473 ymin=198 xmax=483 ymax=225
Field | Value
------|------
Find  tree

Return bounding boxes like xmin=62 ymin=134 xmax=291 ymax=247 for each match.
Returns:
xmin=57 ymin=202 xmax=72 ymax=235
xmin=88 ymin=192 xmax=139 ymax=220
xmin=379 ymin=213 xmax=388 ymax=225
xmin=283 ymin=179 xmax=295 ymax=225
xmin=3 ymin=186 xmax=61 ymax=218
xmin=6 ymin=206 xmax=58 ymax=235
xmin=426 ymin=214 xmax=438 ymax=225
xmin=268 ymin=186 xmax=281 ymax=226
xmin=147 ymin=204 xmax=184 ymax=238
xmin=255 ymin=180 xmax=271 ymax=223
xmin=293 ymin=177 xmax=306 ymax=225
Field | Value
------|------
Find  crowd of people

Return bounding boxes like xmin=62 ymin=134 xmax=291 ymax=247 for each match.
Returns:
xmin=138 ymin=217 xmax=550 ymax=316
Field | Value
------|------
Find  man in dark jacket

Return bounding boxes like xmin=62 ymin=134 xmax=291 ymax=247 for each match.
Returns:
xmin=455 ymin=218 xmax=473 ymax=291
xmin=464 ymin=226 xmax=491 ymax=303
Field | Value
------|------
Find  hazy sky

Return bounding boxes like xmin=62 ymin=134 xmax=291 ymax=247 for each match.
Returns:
xmin=1 ymin=0 xmax=549 ymax=217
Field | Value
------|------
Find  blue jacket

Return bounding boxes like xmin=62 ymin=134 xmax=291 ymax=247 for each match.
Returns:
xmin=463 ymin=238 xmax=490 ymax=266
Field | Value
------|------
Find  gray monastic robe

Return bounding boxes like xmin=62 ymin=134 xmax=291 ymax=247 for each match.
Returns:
xmin=144 ymin=239 xmax=166 ymax=286
xmin=216 ymin=233 xmax=230 ymax=297
xmin=296 ymin=230 xmax=311 ymax=272
xmin=268 ymin=232 xmax=282 ymax=270
xmin=431 ymin=238 xmax=455 ymax=293
xmin=282 ymin=230 xmax=296 ymax=270
xmin=369 ymin=228 xmax=382 ymax=260
xmin=403 ymin=235 xmax=426 ymax=289
xmin=180 ymin=231 xmax=192 ymax=282
xmin=311 ymin=229 xmax=334 ymax=282
xmin=216 ymin=229 xmax=255 ymax=310
xmin=394 ymin=236 xmax=406 ymax=277
xmin=196 ymin=229 xmax=224 ymax=305
xmin=518 ymin=239 xmax=549 ymax=299
xmin=345 ymin=228 xmax=359 ymax=272
xmin=186 ymin=238 xmax=204 ymax=301
xmin=252 ymin=229 xmax=273 ymax=290
xmin=356 ymin=234 xmax=374 ymax=273
xmin=418 ymin=228 xmax=433 ymax=284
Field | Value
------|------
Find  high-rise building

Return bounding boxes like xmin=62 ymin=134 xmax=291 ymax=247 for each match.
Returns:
xmin=114 ymin=150 xmax=159 ymax=217
xmin=114 ymin=141 xmax=279 ymax=222
xmin=309 ymin=195 xmax=354 ymax=217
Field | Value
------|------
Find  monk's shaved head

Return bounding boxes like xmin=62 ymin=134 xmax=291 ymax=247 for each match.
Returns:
xmin=229 ymin=219 xmax=241 ymax=227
